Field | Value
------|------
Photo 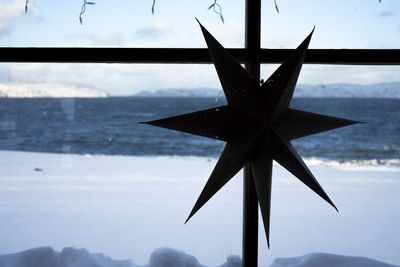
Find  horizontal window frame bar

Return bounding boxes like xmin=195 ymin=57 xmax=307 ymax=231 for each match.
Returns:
xmin=1 ymin=48 xmax=400 ymax=65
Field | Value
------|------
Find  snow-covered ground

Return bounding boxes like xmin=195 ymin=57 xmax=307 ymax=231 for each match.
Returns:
xmin=0 ymin=82 xmax=108 ymax=97
xmin=0 ymin=151 xmax=399 ymax=267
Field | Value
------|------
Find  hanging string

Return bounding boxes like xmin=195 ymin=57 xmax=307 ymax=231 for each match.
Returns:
xmin=152 ymin=0 xmax=156 ymax=14
xmin=25 ymin=0 xmax=29 ymax=13
xmin=25 ymin=1 xmax=278 ymax=23
xmin=79 ymin=0 xmax=96 ymax=25
xmin=274 ymin=0 xmax=279 ymax=13
xmin=208 ymin=0 xmax=224 ymax=23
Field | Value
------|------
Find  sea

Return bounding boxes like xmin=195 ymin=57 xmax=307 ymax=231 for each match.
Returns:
xmin=0 ymin=97 xmax=399 ymax=166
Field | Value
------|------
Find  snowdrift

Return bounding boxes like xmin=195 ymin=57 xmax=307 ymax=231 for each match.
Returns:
xmin=1 ymin=247 xmax=398 ymax=267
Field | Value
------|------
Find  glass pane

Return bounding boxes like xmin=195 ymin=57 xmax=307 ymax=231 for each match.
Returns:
xmin=261 ymin=0 xmax=400 ymax=49
xmin=258 ymin=64 xmax=400 ymax=266
xmin=0 ymin=63 xmax=243 ymax=267
xmin=0 ymin=0 xmax=245 ymax=48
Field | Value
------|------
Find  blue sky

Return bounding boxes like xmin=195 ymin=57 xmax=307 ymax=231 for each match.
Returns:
xmin=0 ymin=0 xmax=400 ymax=95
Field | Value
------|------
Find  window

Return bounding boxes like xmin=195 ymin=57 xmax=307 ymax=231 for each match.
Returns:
xmin=0 ymin=1 xmax=399 ymax=266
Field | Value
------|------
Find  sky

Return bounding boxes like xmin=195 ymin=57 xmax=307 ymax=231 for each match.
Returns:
xmin=0 ymin=0 xmax=400 ymax=95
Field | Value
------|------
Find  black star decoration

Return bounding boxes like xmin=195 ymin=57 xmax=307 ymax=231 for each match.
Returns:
xmin=142 ymin=20 xmax=359 ymax=247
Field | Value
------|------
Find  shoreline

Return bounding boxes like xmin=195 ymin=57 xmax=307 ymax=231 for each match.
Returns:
xmin=1 ymin=149 xmax=399 ymax=169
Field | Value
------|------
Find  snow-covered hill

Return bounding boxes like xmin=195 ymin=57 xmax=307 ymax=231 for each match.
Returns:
xmin=135 ymin=82 xmax=400 ymax=98
xmin=0 ymin=83 xmax=108 ymax=98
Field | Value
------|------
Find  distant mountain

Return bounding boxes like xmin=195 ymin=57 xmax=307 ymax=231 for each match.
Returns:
xmin=0 ymin=82 xmax=108 ymax=98
xmin=135 ymin=82 xmax=400 ymax=98
xmin=135 ymin=87 xmax=224 ymax=97
xmin=294 ymin=82 xmax=400 ymax=98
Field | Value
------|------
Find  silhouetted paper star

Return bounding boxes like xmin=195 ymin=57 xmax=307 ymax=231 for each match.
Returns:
xmin=142 ymin=21 xmax=359 ymax=247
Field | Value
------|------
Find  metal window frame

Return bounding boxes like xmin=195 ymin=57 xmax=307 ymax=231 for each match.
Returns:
xmin=1 ymin=1 xmax=399 ymax=267
xmin=1 ymin=47 xmax=400 ymax=65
